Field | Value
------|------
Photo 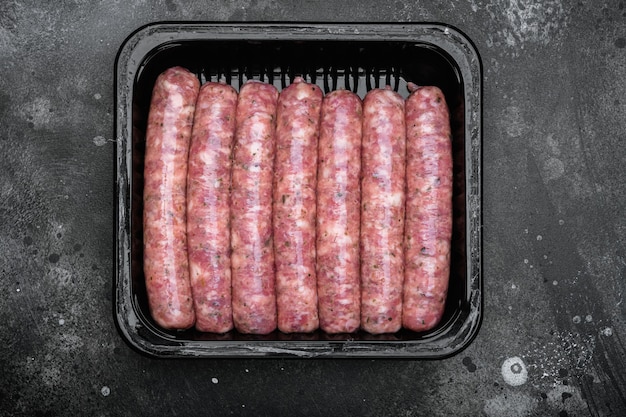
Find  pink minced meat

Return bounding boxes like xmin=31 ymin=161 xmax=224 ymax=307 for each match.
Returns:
xmin=230 ymin=81 xmax=279 ymax=335
xmin=402 ymin=85 xmax=453 ymax=332
xmin=143 ymin=66 xmax=199 ymax=330
xmin=186 ymin=82 xmax=237 ymax=333
xmin=360 ymin=88 xmax=406 ymax=335
xmin=273 ymin=77 xmax=322 ymax=333
xmin=316 ymin=89 xmax=363 ymax=334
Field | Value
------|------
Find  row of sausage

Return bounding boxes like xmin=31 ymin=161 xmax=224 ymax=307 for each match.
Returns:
xmin=142 ymin=66 xmax=452 ymax=335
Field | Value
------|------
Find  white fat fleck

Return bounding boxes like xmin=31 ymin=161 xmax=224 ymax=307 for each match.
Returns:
xmin=321 ymin=167 xmax=333 ymax=180
xmin=324 ymin=223 xmax=348 ymax=243
xmin=296 ymin=88 xmax=310 ymax=100
xmin=295 ymin=218 xmax=309 ymax=229
xmin=388 ymin=191 xmax=404 ymax=207
xmin=417 ymin=114 xmax=436 ymax=133
xmin=501 ymin=356 xmax=528 ymax=386
xmin=334 ymin=170 xmax=347 ymax=185
xmin=334 ymin=134 xmax=350 ymax=149
xmin=249 ymin=294 xmax=268 ymax=306
xmin=248 ymin=141 xmax=262 ymax=158
xmin=198 ymin=149 xmax=214 ymax=165
xmin=338 ymin=297 xmax=355 ymax=306
xmin=162 ymin=82 xmax=184 ymax=108
xmin=297 ymin=286 xmax=315 ymax=299
xmin=189 ymin=263 xmax=202 ymax=279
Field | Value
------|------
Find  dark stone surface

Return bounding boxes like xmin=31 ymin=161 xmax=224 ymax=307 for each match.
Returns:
xmin=1 ymin=1 xmax=625 ymax=416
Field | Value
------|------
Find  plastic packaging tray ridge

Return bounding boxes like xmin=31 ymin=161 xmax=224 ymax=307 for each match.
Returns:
xmin=115 ymin=22 xmax=482 ymax=358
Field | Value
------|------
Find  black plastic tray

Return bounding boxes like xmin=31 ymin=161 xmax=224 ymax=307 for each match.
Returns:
xmin=115 ymin=22 xmax=482 ymax=358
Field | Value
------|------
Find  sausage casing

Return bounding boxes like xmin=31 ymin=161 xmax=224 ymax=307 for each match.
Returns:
xmin=187 ymin=82 xmax=237 ymax=333
xmin=402 ymin=85 xmax=453 ymax=332
xmin=230 ymin=81 xmax=279 ymax=335
xmin=143 ymin=66 xmax=199 ymax=330
xmin=360 ymin=88 xmax=406 ymax=334
xmin=316 ymin=90 xmax=362 ymax=334
xmin=273 ymin=77 xmax=322 ymax=333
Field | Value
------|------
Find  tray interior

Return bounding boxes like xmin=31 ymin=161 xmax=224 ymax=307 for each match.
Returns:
xmin=128 ymin=38 xmax=468 ymax=344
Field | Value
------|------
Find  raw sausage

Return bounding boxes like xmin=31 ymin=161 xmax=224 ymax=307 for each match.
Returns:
xmin=187 ymin=82 xmax=237 ymax=333
xmin=360 ymin=88 xmax=406 ymax=334
xmin=273 ymin=77 xmax=322 ymax=333
xmin=143 ymin=66 xmax=199 ymax=330
xmin=316 ymin=90 xmax=362 ymax=334
xmin=402 ymin=84 xmax=453 ymax=332
xmin=231 ymin=81 xmax=279 ymax=335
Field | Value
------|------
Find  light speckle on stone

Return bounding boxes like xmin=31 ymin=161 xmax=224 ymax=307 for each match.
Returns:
xmin=93 ymin=136 xmax=107 ymax=147
xmin=543 ymin=157 xmax=565 ymax=181
xmin=484 ymin=391 xmax=536 ymax=417
xmin=18 ymin=97 xmax=53 ymax=129
xmin=501 ymin=357 xmax=528 ymax=386
xmin=601 ymin=327 xmax=613 ymax=337
xmin=503 ymin=106 xmax=528 ymax=137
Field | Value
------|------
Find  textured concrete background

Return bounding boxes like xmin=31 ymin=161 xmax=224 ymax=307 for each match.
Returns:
xmin=1 ymin=0 xmax=625 ymax=416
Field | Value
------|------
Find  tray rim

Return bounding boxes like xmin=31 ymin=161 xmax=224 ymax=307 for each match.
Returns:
xmin=114 ymin=21 xmax=483 ymax=359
